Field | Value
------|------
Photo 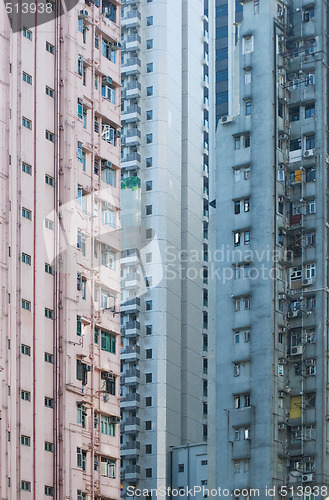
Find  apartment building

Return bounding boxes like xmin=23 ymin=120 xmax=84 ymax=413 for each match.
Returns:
xmin=209 ymin=0 xmax=329 ymax=497
xmin=120 ymin=0 xmax=206 ymax=496
xmin=0 ymin=1 xmax=121 ymax=498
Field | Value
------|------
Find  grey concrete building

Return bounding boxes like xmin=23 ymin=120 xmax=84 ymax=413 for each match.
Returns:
xmin=171 ymin=443 xmax=208 ymax=499
xmin=120 ymin=0 xmax=207 ymax=497
xmin=209 ymin=0 xmax=329 ymax=497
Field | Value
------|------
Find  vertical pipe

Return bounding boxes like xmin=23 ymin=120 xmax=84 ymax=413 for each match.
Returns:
xmin=32 ymin=4 xmax=38 ymax=499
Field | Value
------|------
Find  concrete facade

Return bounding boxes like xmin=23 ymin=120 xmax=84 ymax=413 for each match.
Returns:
xmin=120 ymin=0 xmax=207 ymax=497
xmin=0 ymin=1 xmax=122 ymax=498
xmin=209 ymin=0 xmax=329 ymax=497
xmin=171 ymin=443 xmax=208 ymax=499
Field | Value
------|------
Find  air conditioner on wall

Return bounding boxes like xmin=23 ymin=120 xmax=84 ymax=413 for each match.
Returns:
xmin=220 ymin=115 xmax=234 ymax=125
xmin=290 ymin=346 xmax=303 ymax=356
xmin=303 ymin=149 xmax=315 ymax=158
xmin=79 ymin=9 xmax=89 ymax=19
xmin=302 ymin=474 xmax=314 ymax=483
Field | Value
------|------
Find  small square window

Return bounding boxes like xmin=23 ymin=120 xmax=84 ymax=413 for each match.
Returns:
xmin=146 ymin=16 xmax=153 ymax=26
xmin=146 ymin=86 xmax=153 ymax=97
xmin=146 ymin=300 xmax=153 ymax=311
xmin=146 ymin=325 xmax=152 ymax=334
xmin=23 ymin=27 xmax=32 ymax=40
xmin=146 ymin=157 xmax=153 ymax=168
xmin=45 ymin=352 xmax=54 ymax=363
xmin=146 ymin=110 xmax=153 ymax=121
xmin=46 ymin=86 xmax=54 ymax=97
xmin=45 ymin=174 xmax=54 ymax=186
xmin=23 ymin=72 xmax=32 ymax=84
xmin=178 ymin=464 xmax=184 ymax=473
xmin=22 ymin=162 xmax=32 ymax=174
xmin=46 ymin=42 xmax=55 ymax=54
xmin=22 ymin=117 xmax=32 ymax=129
xmin=45 ymin=130 xmax=54 ymax=142
xmin=234 ymin=137 xmax=240 ymax=150
xmin=145 ymin=444 xmax=152 ymax=454
xmin=146 ymin=62 xmax=153 ymax=73
xmin=146 ymin=180 xmax=153 ymax=191
xmin=146 ymin=205 xmax=152 ymax=215
xmin=145 ymin=420 xmax=152 ymax=430
xmin=146 ymin=349 xmax=152 ymax=359
xmin=146 ymin=373 xmax=152 ymax=383
xmin=245 ymin=100 xmax=251 ymax=115
xmin=305 ymin=103 xmax=315 ymax=118
xmin=146 ymin=133 xmax=153 ymax=144
xmin=145 ymin=228 xmax=153 ymax=239
xmin=146 ymin=39 xmax=153 ymax=50
xmin=145 ymin=397 xmax=152 ymax=407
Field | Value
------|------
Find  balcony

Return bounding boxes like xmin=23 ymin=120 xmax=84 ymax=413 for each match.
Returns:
xmin=121 ymin=151 xmax=141 ymax=170
xmin=121 ymin=392 xmax=141 ymax=409
xmin=121 ymin=440 xmax=141 ymax=456
xmin=122 ymin=56 xmax=141 ymax=76
xmin=122 ymin=272 xmax=141 ymax=288
xmin=121 ymin=297 xmax=140 ymax=313
xmin=123 ymin=80 xmax=142 ymax=99
xmin=121 ymin=9 xmax=141 ymax=28
xmin=125 ymin=128 xmax=141 ymax=146
xmin=121 ymin=343 xmax=140 ymax=360
xmin=122 ymin=321 xmax=141 ymax=338
xmin=124 ymin=417 xmax=141 ymax=433
xmin=124 ymin=32 xmax=142 ymax=52
xmin=124 ymin=368 xmax=140 ymax=385
xmin=122 ymin=104 xmax=141 ymax=124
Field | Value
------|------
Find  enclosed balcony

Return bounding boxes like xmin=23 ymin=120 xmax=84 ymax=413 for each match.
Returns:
xmin=122 ymin=104 xmax=141 ymax=124
xmin=122 ymin=9 xmax=141 ymax=29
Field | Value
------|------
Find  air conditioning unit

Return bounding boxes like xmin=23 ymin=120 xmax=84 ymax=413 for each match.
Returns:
xmin=303 ymin=149 xmax=315 ymax=158
xmin=111 ymin=41 xmax=122 ymax=50
xmin=288 ymin=310 xmax=301 ymax=318
xmin=303 ymin=278 xmax=315 ymax=286
xmin=110 ymin=416 xmax=121 ymax=424
xmin=279 ymin=132 xmax=288 ymax=141
xmin=279 ymin=423 xmax=287 ymax=430
xmin=220 ymin=115 xmax=234 ymax=125
xmin=302 ymin=474 xmax=314 ymax=483
xmin=305 ymin=359 xmax=315 ymax=366
xmin=102 ymin=76 xmax=112 ymax=85
xmin=279 ymin=293 xmax=287 ymax=301
xmin=79 ymin=9 xmax=89 ymax=19
xmin=101 ymin=160 xmax=112 ymax=168
xmin=291 ymin=346 xmax=303 ymax=356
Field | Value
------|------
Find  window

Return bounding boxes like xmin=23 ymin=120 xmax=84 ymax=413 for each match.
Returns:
xmin=146 ymin=180 xmax=153 ymax=191
xmin=45 ymin=397 xmax=54 ymax=408
xmin=77 ymin=403 xmax=86 ymax=428
xmin=244 ymin=231 xmax=250 ymax=245
xmin=101 ymin=330 xmax=116 ymax=354
xmin=307 ymin=199 xmax=316 ymax=214
xmin=243 ymin=35 xmax=253 ymax=54
xmin=100 ymin=414 xmax=115 ymax=436
xmin=22 ymin=162 xmax=32 ymax=174
xmin=77 ymin=491 xmax=86 ymax=500
xmin=244 ymin=199 xmax=250 ymax=212
xmin=145 ymin=396 xmax=152 ymax=407
xmin=234 ymin=232 xmax=241 ymax=247
xmin=145 ymin=444 xmax=152 ymax=454
xmin=101 ymin=457 xmax=116 ymax=478
xmin=22 ymin=207 xmax=31 ymax=220
xmin=22 ymin=252 xmax=31 ymax=265
xmin=244 ymin=69 xmax=251 ymax=84
xmin=245 ymin=100 xmax=251 ymax=116
xmin=254 ymin=0 xmax=259 ymax=14
xmin=77 ymin=230 xmax=86 ymax=256
xmin=77 ymin=448 xmax=87 ymax=471
xmin=21 ymin=344 xmax=31 ymax=356
xmin=45 ymin=486 xmax=54 ymax=496
xmin=289 ymin=107 xmax=300 ymax=121
xmin=146 ymin=205 xmax=152 ymax=215
xmin=21 ymin=390 xmax=30 ymax=401
xmin=45 ymin=263 xmax=53 ymax=275
xmin=22 ymin=117 xmax=32 ymax=129
xmin=146 ymin=133 xmax=153 ymax=144
xmin=178 ymin=463 xmax=184 ymax=472
xmin=102 ymin=39 xmax=116 ymax=63
xmin=45 ymin=308 xmax=53 ymax=319
xmin=146 ymin=300 xmax=153 ymax=311
xmin=45 ymin=442 xmax=54 ymax=452
xmin=146 ymin=468 xmax=152 ymax=478
xmin=234 ymin=137 xmax=240 ymax=150
xmin=21 ymin=435 xmax=30 ymax=446
xmin=305 ymin=135 xmax=315 ymax=150
xmin=303 ymin=6 xmax=315 ymax=23
xmin=23 ymin=72 xmax=32 ymax=84
xmin=146 ymin=110 xmax=153 ymax=121
xmin=305 ymin=167 xmax=316 ymax=182
xmin=290 ymin=138 xmax=302 ymax=151
xmin=22 ymin=299 xmax=31 ymax=311
xmin=21 ymin=481 xmax=31 ymax=491
xmin=146 ymin=373 xmax=152 ymax=383
xmin=146 ymin=157 xmax=153 ymax=168
xmin=243 ymin=134 xmax=250 ymax=148
xmin=46 ymin=41 xmax=55 ymax=54
xmin=45 ymin=130 xmax=54 ymax=142
xmin=145 ymin=228 xmax=153 ymax=239
xmin=23 ymin=27 xmax=32 ymax=39
xmin=45 ymin=174 xmax=54 ymax=186
xmin=101 ymin=372 xmax=116 ymax=395
xmin=146 ymin=39 xmax=153 ymax=50
xmin=146 ymin=16 xmax=153 ymax=26
xmin=234 ymin=201 xmax=240 ymax=214
xmin=146 ymin=86 xmax=153 ymax=97
xmin=234 ymin=364 xmax=240 ymax=377
xmin=145 ymin=420 xmax=152 ymax=430
xmin=146 ymin=62 xmax=153 ymax=73
xmin=44 ymin=352 xmax=53 ymax=363
xmin=305 ymin=103 xmax=315 ymax=118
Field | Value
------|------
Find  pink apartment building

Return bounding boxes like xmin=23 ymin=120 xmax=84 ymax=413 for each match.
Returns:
xmin=0 ymin=1 xmax=121 ymax=499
